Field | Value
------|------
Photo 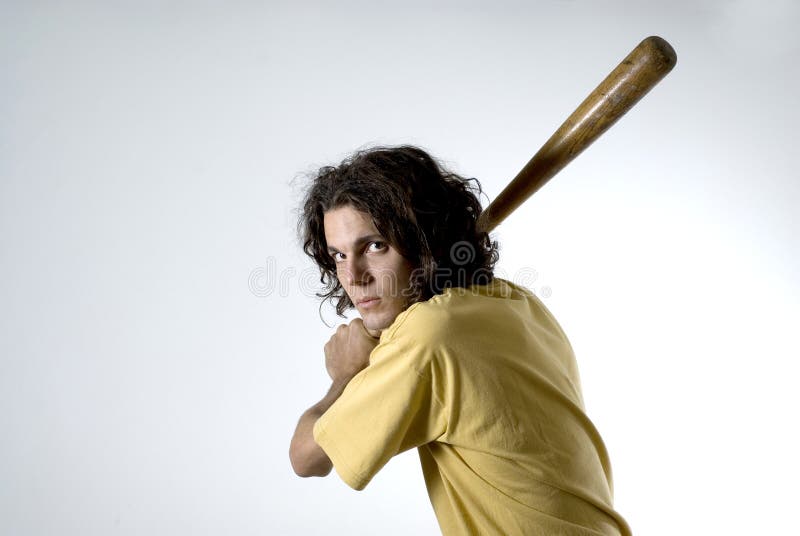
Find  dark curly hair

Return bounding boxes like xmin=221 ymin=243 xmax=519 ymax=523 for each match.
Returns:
xmin=299 ymin=145 xmax=500 ymax=316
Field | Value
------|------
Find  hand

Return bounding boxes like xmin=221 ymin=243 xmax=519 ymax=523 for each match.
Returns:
xmin=324 ymin=318 xmax=380 ymax=384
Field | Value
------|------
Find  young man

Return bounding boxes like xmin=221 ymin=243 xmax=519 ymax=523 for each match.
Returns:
xmin=289 ymin=146 xmax=631 ymax=535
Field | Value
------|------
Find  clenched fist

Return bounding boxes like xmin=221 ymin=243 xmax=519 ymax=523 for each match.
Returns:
xmin=324 ymin=318 xmax=380 ymax=384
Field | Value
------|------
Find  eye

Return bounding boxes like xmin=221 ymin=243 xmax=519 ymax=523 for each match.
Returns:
xmin=331 ymin=251 xmax=345 ymax=262
xmin=367 ymin=241 xmax=387 ymax=252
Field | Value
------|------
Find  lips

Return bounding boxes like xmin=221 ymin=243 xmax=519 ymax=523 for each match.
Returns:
xmin=357 ymin=297 xmax=380 ymax=307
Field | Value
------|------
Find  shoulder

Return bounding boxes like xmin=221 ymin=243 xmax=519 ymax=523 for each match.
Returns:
xmin=381 ymin=277 xmax=532 ymax=344
xmin=380 ymin=290 xmax=454 ymax=344
xmin=366 ymin=288 xmax=462 ymax=373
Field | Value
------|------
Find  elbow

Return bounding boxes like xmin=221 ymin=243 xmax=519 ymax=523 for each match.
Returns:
xmin=291 ymin=459 xmax=333 ymax=478
xmin=289 ymin=442 xmax=333 ymax=478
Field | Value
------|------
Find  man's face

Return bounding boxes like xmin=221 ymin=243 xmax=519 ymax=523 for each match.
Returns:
xmin=323 ymin=205 xmax=415 ymax=336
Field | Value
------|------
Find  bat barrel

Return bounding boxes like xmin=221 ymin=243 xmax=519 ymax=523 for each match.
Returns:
xmin=477 ymin=36 xmax=677 ymax=234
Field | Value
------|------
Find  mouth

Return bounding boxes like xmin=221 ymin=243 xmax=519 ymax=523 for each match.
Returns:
xmin=357 ymin=297 xmax=380 ymax=309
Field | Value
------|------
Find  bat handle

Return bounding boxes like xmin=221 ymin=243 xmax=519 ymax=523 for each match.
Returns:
xmin=477 ymin=36 xmax=677 ymax=234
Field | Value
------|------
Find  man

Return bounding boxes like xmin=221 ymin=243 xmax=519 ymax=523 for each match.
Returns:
xmin=289 ymin=146 xmax=631 ymax=535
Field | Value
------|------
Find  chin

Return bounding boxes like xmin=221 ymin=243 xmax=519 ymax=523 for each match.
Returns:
xmin=362 ymin=310 xmax=399 ymax=332
xmin=358 ymin=299 xmax=408 ymax=332
xmin=362 ymin=316 xmax=390 ymax=332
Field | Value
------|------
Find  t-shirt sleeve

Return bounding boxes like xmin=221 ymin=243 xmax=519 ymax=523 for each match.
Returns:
xmin=312 ymin=312 xmax=447 ymax=491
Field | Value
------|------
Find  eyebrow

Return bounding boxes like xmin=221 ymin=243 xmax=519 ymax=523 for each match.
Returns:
xmin=327 ymin=234 xmax=385 ymax=254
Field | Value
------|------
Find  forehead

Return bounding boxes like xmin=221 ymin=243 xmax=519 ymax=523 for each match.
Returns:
xmin=323 ymin=205 xmax=380 ymax=248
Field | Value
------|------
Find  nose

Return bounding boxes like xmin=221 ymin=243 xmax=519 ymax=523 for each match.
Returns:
xmin=340 ymin=256 xmax=371 ymax=286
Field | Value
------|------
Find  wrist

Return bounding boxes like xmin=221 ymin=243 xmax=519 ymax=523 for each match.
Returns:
xmin=311 ymin=377 xmax=352 ymax=417
xmin=327 ymin=376 xmax=352 ymax=400
xmin=331 ymin=367 xmax=362 ymax=389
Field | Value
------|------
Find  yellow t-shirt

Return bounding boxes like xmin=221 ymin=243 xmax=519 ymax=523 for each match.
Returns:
xmin=313 ymin=278 xmax=631 ymax=536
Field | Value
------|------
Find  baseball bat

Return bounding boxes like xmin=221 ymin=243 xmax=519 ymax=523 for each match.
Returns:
xmin=476 ymin=36 xmax=677 ymax=234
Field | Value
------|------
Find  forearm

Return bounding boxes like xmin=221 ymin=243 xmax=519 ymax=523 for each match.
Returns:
xmin=289 ymin=379 xmax=349 ymax=478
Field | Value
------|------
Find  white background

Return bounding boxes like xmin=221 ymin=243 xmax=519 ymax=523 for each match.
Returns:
xmin=2 ymin=1 xmax=798 ymax=534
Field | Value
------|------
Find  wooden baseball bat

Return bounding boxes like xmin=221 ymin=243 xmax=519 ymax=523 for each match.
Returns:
xmin=477 ymin=36 xmax=677 ymax=234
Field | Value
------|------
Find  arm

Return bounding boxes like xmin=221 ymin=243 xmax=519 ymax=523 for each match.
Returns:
xmin=289 ymin=319 xmax=379 ymax=478
xmin=289 ymin=380 xmax=347 ymax=477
